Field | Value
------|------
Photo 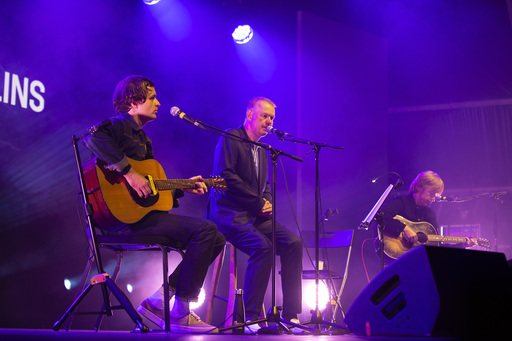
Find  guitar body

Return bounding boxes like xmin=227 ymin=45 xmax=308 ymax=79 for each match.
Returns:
xmin=84 ymin=158 xmax=173 ymax=231
xmin=381 ymin=216 xmax=440 ymax=259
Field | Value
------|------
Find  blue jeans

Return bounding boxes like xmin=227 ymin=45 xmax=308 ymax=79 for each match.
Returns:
xmin=221 ymin=217 xmax=303 ymax=320
xmin=122 ymin=211 xmax=226 ymax=300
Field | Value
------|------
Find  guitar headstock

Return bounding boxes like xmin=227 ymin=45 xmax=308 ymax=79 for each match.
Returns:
xmin=208 ymin=176 xmax=227 ymax=192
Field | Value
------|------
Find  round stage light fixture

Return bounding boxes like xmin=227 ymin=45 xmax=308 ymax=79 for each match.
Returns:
xmin=64 ymin=279 xmax=72 ymax=290
xmin=143 ymin=0 xmax=162 ymax=5
xmin=232 ymin=25 xmax=254 ymax=44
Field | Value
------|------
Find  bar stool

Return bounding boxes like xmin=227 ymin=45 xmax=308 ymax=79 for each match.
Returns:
xmin=205 ymin=242 xmax=266 ymax=329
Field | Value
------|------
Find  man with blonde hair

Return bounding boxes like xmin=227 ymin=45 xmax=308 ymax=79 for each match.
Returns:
xmin=376 ymin=171 xmax=475 ymax=263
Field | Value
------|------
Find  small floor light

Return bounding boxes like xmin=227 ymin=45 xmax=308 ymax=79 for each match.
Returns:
xmin=303 ymin=281 xmax=329 ymax=311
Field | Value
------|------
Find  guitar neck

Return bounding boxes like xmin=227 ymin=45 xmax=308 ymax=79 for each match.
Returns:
xmin=154 ymin=179 xmax=215 ymax=190
xmin=427 ymin=235 xmax=467 ymax=244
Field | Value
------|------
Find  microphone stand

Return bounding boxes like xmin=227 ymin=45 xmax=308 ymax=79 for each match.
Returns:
xmin=273 ymin=132 xmax=348 ymax=334
xmin=490 ymin=191 xmax=507 ymax=252
xmin=177 ymin=118 xmax=314 ymax=334
xmin=436 ymin=191 xmax=507 ymax=253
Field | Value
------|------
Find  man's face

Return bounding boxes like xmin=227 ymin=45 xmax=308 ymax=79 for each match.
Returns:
xmin=246 ymin=100 xmax=275 ymax=140
xmin=414 ymin=185 xmax=440 ymax=207
xmin=131 ymin=86 xmax=160 ymax=122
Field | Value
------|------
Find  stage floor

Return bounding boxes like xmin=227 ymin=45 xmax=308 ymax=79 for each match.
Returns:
xmin=0 ymin=329 xmax=464 ymax=341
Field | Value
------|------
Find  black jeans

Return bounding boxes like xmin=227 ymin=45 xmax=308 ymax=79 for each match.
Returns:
xmin=123 ymin=211 xmax=226 ymax=300
xmin=221 ymin=217 xmax=303 ymax=320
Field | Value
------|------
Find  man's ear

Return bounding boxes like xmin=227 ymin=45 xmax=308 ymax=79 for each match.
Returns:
xmin=246 ymin=109 xmax=253 ymax=121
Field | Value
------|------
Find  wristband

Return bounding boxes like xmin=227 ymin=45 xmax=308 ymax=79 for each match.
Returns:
xmin=119 ymin=164 xmax=132 ymax=175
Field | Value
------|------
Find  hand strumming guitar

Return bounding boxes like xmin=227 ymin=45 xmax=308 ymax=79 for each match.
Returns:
xmin=401 ymin=225 xmax=418 ymax=243
xmin=124 ymin=167 xmax=152 ymax=198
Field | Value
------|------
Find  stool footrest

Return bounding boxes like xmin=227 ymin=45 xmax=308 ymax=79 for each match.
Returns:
xmin=302 ymin=270 xmax=341 ymax=280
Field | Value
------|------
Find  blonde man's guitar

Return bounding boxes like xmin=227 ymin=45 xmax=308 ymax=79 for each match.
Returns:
xmin=380 ymin=215 xmax=490 ymax=259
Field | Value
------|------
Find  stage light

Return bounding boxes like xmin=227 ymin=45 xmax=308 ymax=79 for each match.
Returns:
xmin=303 ymin=281 xmax=329 ymax=311
xmin=64 ymin=279 xmax=72 ymax=290
xmin=126 ymin=284 xmax=133 ymax=293
xmin=143 ymin=0 xmax=162 ymax=5
xmin=170 ymin=287 xmax=205 ymax=309
xmin=232 ymin=25 xmax=253 ymax=44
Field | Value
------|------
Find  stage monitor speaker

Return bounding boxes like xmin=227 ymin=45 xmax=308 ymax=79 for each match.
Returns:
xmin=345 ymin=245 xmax=512 ymax=337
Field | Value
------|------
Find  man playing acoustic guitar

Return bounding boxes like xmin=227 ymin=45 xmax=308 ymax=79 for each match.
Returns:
xmin=375 ymin=171 xmax=480 ymax=263
xmin=84 ymin=75 xmax=226 ymax=333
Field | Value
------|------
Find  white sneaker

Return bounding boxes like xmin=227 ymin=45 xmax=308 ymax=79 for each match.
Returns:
xmin=137 ymin=299 xmax=217 ymax=333
xmin=169 ymin=311 xmax=218 ymax=334
xmin=244 ymin=321 xmax=261 ymax=334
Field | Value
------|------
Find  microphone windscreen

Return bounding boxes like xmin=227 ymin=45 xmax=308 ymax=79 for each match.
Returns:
xmin=170 ymin=106 xmax=180 ymax=116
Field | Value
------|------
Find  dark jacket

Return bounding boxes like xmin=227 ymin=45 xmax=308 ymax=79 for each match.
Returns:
xmin=208 ymin=126 xmax=271 ymax=233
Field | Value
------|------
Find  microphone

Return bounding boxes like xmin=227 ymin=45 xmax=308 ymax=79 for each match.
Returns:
xmin=372 ymin=172 xmax=403 ymax=190
xmin=266 ymin=126 xmax=291 ymax=137
xmin=436 ymin=195 xmax=456 ymax=202
xmin=170 ymin=107 xmax=205 ymax=129
xmin=393 ymin=179 xmax=403 ymax=190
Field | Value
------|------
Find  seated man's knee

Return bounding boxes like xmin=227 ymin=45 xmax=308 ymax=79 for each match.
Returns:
xmin=290 ymin=236 xmax=303 ymax=254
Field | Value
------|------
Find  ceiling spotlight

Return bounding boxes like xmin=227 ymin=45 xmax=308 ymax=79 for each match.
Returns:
xmin=232 ymin=25 xmax=253 ymax=44
xmin=143 ymin=0 xmax=161 ymax=5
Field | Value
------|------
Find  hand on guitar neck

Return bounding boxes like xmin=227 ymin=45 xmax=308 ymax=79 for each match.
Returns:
xmin=463 ymin=237 xmax=479 ymax=248
xmin=182 ymin=175 xmax=208 ymax=195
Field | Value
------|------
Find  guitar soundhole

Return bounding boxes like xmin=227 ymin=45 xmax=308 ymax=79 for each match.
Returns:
xmin=417 ymin=232 xmax=428 ymax=244
xmin=129 ymin=188 xmax=159 ymax=207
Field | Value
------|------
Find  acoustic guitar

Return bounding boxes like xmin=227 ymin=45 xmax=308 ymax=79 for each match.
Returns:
xmin=83 ymin=157 xmax=227 ymax=231
xmin=380 ymin=215 xmax=491 ymax=259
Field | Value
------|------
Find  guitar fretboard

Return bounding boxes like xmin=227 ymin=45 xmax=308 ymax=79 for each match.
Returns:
xmin=427 ymin=235 xmax=467 ymax=244
xmin=154 ymin=179 xmax=217 ymax=190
